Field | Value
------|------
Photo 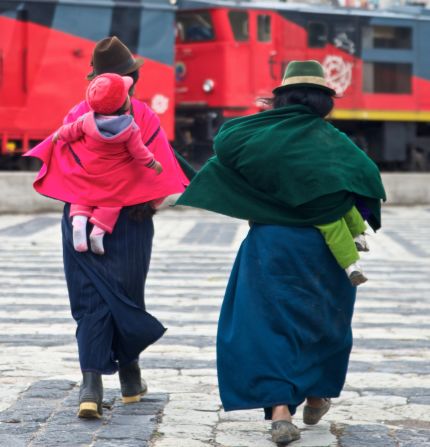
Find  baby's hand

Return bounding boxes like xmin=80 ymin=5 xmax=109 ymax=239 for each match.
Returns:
xmin=153 ymin=161 xmax=163 ymax=175
xmin=52 ymin=132 xmax=60 ymax=145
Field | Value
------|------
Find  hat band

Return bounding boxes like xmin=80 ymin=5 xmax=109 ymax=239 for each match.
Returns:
xmin=281 ymin=76 xmax=329 ymax=88
xmin=94 ymin=56 xmax=138 ymax=76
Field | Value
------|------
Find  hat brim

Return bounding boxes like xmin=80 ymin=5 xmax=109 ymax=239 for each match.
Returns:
xmin=86 ymin=57 xmax=145 ymax=81
xmin=273 ymin=82 xmax=336 ymax=96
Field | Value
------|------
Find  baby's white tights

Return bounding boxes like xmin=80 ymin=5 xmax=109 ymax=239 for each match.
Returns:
xmin=90 ymin=226 xmax=105 ymax=255
xmin=72 ymin=216 xmax=88 ymax=252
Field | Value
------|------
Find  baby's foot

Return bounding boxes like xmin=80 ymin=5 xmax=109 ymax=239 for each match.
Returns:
xmin=345 ymin=262 xmax=368 ymax=286
xmin=90 ymin=227 xmax=105 ymax=255
xmin=354 ymin=233 xmax=369 ymax=252
xmin=72 ymin=218 xmax=88 ymax=252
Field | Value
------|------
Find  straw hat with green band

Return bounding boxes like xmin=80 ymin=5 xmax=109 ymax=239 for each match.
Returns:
xmin=273 ymin=60 xmax=336 ymax=96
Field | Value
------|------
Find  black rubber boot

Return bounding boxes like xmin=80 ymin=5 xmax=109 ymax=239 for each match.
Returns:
xmin=119 ymin=360 xmax=147 ymax=404
xmin=78 ymin=372 xmax=103 ymax=418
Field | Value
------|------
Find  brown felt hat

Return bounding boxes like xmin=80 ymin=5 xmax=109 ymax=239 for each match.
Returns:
xmin=86 ymin=36 xmax=144 ymax=80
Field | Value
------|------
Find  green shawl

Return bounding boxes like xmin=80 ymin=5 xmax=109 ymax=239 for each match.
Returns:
xmin=177 ymin=105 xmax=386 ymax=230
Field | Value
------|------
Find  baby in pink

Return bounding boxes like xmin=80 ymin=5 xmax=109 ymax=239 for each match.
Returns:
xmin=53 ymin=73 xmax=162 ymax=255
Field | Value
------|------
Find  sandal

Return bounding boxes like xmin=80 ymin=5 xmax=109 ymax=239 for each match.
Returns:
xmin=303 ymin=398 xmax=331 ymax=425
xmin=271 ymin=420 xmax=300 ymax=445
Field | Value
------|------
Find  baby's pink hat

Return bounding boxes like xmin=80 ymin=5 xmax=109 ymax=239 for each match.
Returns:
xmin=86 ymin=73 xmax=133 ymax=114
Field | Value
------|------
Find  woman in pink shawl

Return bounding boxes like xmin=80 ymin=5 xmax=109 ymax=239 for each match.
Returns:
xmin=26 ymin=36 xmax=192 ymax=419
xmin=42 ymin=72 xmax=165 ymax=255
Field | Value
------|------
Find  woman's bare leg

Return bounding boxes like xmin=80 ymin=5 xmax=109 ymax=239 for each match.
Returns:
xmin=272 ymin=405 xmax=292 ymax=421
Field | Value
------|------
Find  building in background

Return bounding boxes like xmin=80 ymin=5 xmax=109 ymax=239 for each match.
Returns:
xmin=247 ymin=0 xmax=430 ymax=8
xmin=339 ymin=0 xmax=430 ymax=8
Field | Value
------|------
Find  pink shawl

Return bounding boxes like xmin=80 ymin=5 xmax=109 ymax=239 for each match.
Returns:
xmin=26 ymin=99 xmax=189 ymax=207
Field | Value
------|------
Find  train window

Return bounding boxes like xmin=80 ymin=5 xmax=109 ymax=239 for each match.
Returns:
xmin=176 ymin=12 xmax=214 ymax=43
xmin=308 ymin=22 xmax=328 ymax=48
xmin=258 ymin=15 xmax=271 ymax=42
xmin=229 ymin=11 xmax=249 ymax=41
xmin=363 ymin=62 xmax=412 ymax=94
xmin=362 ymin=26 xmax=412 ymax=49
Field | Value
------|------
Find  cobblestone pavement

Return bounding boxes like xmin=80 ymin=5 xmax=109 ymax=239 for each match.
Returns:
xmin=0 ymin=207 xmax=429 ymax=447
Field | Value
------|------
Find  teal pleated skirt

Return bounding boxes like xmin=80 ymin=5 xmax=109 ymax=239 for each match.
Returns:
xmin=217 ymin=224 xmax=356 ymax=419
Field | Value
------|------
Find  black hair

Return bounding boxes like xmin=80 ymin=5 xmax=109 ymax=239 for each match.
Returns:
xmin=127 ymin=70 xmax=139 ymax=87
xmin=112 ymin=99 xmax=129 ymax=116
xmin=265 ymin=87 xmax=334 ymax=118
xmin=111 ymin=70 xmax=139 ymax=115
xmin=128 ymin=203 xmax=156 ymax=221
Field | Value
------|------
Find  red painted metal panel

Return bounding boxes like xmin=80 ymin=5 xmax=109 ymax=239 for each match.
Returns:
xmin=175 ymin=7 xmax=430 ymax=119
xmin=0 ymin=16 xmax=174 ymax=154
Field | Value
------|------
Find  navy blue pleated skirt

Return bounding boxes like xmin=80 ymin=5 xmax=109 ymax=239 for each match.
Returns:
xmin=217 ymin=224 xmax=356 ymax=418
xmin=62 ymin=204 xmax=166 ymax=374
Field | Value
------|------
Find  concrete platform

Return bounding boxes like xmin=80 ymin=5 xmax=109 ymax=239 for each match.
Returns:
xmin=0 ymin=172 xmax=63 ymax=214
xmin=0 ymin=172 xmax=429 ymax=213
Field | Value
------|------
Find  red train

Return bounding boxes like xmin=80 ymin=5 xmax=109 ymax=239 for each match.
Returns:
xmin=1 ymin=0 xmax=430 ymax=170
xmin=0 ymin=0 xmax=176 ymax=167
xmin=176 ymin=0 xmax=430 ymax=170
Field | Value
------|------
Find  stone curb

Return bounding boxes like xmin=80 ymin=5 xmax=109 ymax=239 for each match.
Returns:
xmin=0 ymin=172 xmax=430 ymax=213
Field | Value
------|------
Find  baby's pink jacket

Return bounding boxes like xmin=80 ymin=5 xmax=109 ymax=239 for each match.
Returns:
xmin=57 ymin=112 xmax=156 ymax=168
xmin=25 ymin=98 xmax=189 ymax=208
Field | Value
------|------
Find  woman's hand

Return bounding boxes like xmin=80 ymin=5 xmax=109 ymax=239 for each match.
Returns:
xmin=52 ymin=132 xmax=60 ymax=145
xmin=153 ymin=161 xmax=163 ymax=175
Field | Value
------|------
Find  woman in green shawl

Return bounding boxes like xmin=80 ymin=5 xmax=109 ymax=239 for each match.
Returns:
xmin=177 ymin=61 xmax=386 ymax=445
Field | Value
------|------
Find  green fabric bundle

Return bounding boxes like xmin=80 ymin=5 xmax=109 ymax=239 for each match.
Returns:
xmin=177 ymin=105 xmax=386 ymax=230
